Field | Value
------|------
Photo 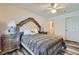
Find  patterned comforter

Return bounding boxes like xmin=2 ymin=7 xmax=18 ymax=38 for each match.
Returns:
xmin=21 ymin=33 xmax=65 ymax=55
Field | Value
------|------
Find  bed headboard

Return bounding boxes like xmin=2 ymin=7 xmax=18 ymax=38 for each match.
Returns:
xmin=16 ymin=17 xmax=41 ymax=32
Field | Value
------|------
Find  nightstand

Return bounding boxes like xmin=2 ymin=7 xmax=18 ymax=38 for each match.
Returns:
xmin=0 ymin=33 xmax=20 ymax=54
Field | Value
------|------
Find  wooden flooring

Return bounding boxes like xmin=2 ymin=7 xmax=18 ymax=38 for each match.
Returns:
xmin=64 ymin=40 xmax=79 ymax=55
xmin=3 ymin=40 xmax=79 ymax=55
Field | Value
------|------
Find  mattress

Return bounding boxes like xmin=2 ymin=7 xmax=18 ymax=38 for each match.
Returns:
xmin=21 ymin=33 xmax=65 ymax=55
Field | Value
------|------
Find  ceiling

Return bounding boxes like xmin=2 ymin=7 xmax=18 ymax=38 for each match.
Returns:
xmin=10 ymin=3 xmax=79 ymax=18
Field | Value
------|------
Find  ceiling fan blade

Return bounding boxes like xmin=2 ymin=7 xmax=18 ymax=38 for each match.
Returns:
xmin=55 ymin=6 xmax=64 ymax=9
xmin=53 ymin=3 xmax=58 ymax=8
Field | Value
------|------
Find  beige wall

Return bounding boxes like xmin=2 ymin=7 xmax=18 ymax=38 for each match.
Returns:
xmin=0 ymin=4 xmax=46 ymax=32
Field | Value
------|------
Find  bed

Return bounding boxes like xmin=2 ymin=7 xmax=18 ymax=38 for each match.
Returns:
xmin=17 ymin=17 xmax=66 ymax=55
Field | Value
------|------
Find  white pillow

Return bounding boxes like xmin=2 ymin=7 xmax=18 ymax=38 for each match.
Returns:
xmin=20 ymin=27 xmax=32 ymax=35
xmin=20 ymin=26 xmax=39 ymax=35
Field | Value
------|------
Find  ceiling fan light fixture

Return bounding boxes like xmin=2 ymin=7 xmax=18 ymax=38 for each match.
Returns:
xmin=51 ymin=9 xmax=56 ymax=14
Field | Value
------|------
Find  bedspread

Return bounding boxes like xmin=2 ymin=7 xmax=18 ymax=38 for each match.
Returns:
xmin=21 ymin=33 xmax=65 ymax=55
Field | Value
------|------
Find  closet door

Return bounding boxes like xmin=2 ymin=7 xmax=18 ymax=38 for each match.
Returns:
xmin=66 ymin=16 xmax=79 ymax=42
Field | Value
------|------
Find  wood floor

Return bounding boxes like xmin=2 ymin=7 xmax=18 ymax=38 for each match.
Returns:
xmin=64 ymin=40 xmax=79 ymax=55
xmin=3 ymin=40 xmax=79 ymax=55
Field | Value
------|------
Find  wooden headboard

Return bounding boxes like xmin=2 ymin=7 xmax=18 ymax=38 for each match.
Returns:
xmin=16 ymin=17 xmax=41 ymax=32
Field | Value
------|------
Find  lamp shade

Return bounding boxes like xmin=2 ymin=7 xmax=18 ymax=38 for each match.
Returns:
xmin=7 ymin=20 xmax=16 ymax=34
xmin=48 ymin=21 xmax=55 ymax=35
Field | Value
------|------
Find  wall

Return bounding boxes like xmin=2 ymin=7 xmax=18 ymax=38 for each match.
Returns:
xmin=0 ymin=4 xmax=46 ymax=32
xmin=49 ymin=10 xmax=79 ymax=42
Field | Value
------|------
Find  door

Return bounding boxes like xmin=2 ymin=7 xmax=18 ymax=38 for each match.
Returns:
xmin=66 ymin=16 xmax=79 ymax=42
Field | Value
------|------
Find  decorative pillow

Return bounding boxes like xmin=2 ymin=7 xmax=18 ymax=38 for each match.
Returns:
xmin=31 ymin=29 xmax=38 ymax=34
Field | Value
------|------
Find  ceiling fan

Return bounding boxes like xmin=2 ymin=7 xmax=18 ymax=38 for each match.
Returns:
xmin=47 ymin=3 xmax=64 ymax=14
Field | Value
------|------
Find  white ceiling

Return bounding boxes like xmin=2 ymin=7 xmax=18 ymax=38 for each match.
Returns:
xmin=10 ymin=3 xmax=79 ymax=18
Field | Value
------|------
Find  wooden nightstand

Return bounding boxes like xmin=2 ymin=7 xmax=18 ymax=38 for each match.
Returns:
xmin=0 ymin=33 xmax=20 ymax=54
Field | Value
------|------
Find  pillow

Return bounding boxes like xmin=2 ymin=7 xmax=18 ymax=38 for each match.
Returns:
xmin=31 ymin=29 xmax=38 ymax=33
xmin=20 ymin=27 xmax=32 ymax=35
xmin=20 ymin=27 xmax=38 ymax=35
